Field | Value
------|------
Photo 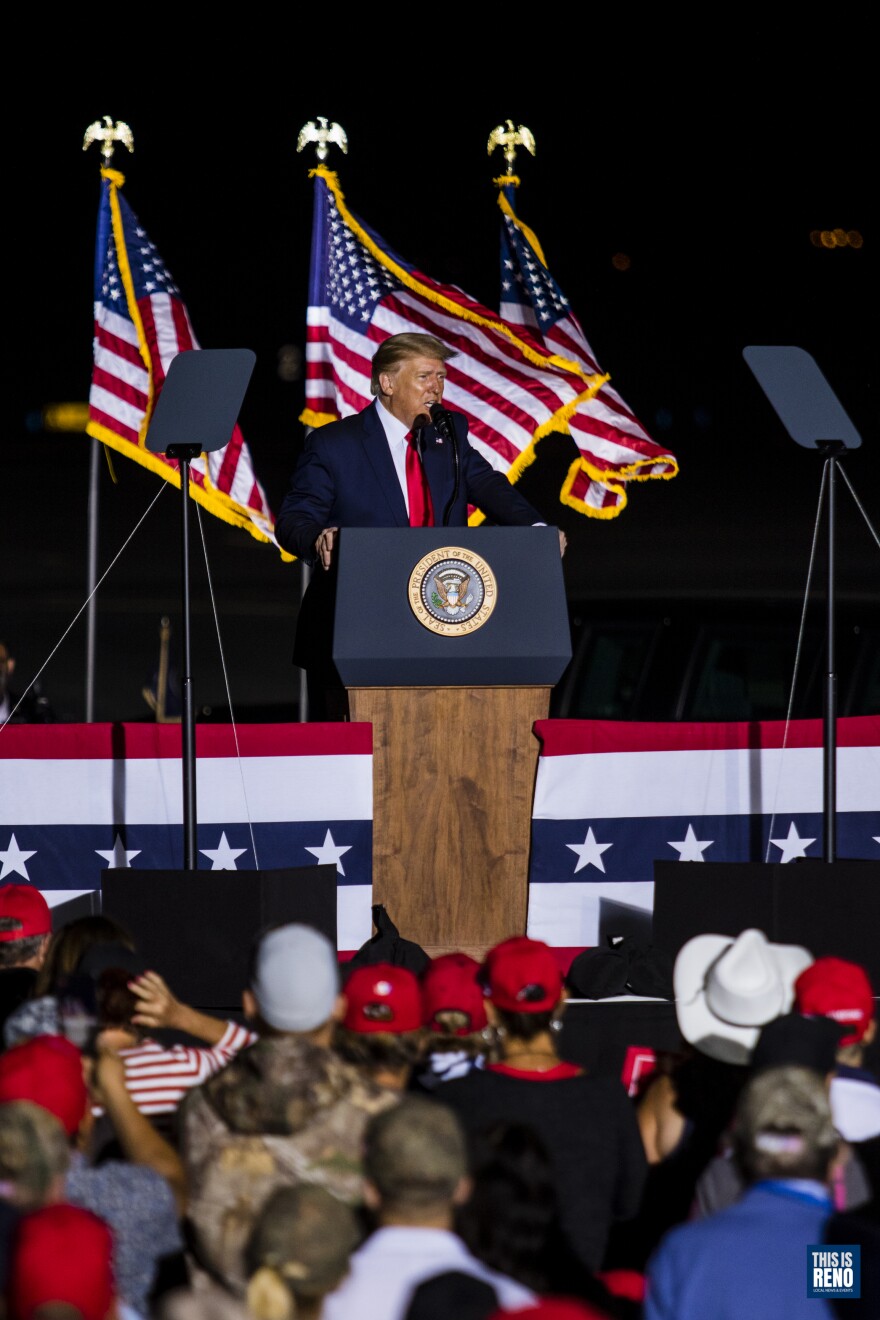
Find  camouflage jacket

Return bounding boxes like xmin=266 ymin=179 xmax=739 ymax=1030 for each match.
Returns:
xmin=178 ymin=1034 xmax=398 ymax=1295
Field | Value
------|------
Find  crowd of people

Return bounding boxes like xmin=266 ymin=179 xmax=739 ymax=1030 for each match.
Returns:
xmin=0 ymin=879 xmax=877 ymax=1319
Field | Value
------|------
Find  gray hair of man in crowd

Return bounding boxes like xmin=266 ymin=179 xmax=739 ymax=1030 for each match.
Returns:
xmin=733 ymin=1064 xmax=841 ymax=1185
xmin=0 ymin=1100 xmax=70 ymax=1209
xmin=362 ymin=1093 xmax=470 ymax=1216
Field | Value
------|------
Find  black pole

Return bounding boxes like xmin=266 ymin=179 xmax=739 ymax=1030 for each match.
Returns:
xmin=169 ymin=444 xmax=202 ymax=870
xmin=85 ymin=437 xmax=100 ymax=723
xmin=820 ymin=441 xmax=846 ymax=863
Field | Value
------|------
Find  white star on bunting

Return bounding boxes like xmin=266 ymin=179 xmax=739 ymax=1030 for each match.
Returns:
xmin=566 ymin=827 xmax=613 ymax=875
xmin=305 ymin=829 xmax=353 ymax=876
xmin=769 ymin=821 xmax=817 ymax=863
xmin=95 ymin=835 xmax=142 ymax=868
xmin=200 ymin=832 xmax=248 ymax=870
xmin=668 ymin=823 xmax=714 ymax=861
xmin=0 ymin=834 xmax=37 ymax=881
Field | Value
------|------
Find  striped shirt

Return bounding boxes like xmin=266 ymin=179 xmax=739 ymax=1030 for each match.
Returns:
xmin=116 ymin=1021 xmax=257 ymax=1116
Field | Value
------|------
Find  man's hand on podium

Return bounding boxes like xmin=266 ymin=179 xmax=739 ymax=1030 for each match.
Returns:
xmin=315 ymin=523 xmax=565 ymax=566
xmin=315 ymin=526 xmax=339 ymax=569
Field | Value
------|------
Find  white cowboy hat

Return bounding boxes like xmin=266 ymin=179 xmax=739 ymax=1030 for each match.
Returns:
xmin=674 ymin=928 xmax=814 ymax=1065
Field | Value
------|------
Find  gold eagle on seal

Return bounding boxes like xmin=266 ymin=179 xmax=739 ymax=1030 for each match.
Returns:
xmin=434 ymin=573 xmax=472 ymax=613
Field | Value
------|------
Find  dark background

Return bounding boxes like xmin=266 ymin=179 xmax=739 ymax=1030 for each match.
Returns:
xmin=6 ymin=40 xmax=877 ymax=723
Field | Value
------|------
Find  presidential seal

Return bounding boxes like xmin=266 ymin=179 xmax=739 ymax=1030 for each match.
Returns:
xmin=408 ymin=546 xmax=498 ymax=635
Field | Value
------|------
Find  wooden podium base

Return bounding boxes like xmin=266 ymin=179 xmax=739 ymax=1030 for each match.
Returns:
xmin=348 ymin=686 xmax=550 ymax=959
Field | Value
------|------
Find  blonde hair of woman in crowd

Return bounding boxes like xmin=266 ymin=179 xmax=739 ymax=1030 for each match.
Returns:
xmin=160 ymin=1183 xmax=362 ymax=1320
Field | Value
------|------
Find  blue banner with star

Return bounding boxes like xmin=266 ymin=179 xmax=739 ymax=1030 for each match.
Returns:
xmin=527 ymin=716 xmax=880 ymax=955
xmin=0 ymin=722 xmax=374 ymax=953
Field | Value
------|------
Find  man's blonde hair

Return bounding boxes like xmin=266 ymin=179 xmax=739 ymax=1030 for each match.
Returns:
xmin=370 ymin=333 xmax=456 ymax=395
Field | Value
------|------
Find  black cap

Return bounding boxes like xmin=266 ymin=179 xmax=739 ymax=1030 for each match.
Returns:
xmin=77 ymin=942 xmax=149 ymax=981
xmin=752 ymin=1012 xmax=844 ymax=1076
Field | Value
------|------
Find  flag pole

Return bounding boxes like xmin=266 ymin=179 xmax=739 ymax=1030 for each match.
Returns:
xmin=83 ymin=117 xmax=134 ymax=722
xmin=85 ymin=437 xmax=100 ymax=723
xmin=295 ymin=119 xmax=350 ymax=723
xmin=298 ymin=562 xmax=311 ymax=721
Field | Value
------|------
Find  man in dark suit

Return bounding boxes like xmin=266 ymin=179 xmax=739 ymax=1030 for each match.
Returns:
xmin=276 ymin=332 xmax=565 ymax=719
xmin=0 ymin=641 xmax=57 ymax=725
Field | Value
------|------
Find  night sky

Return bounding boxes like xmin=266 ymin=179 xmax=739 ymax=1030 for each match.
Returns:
xmin=8 ymin=40 xmax=876 ymax=722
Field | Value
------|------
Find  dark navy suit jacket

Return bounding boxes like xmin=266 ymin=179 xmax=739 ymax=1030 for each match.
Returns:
xmin=276 ymin=400 xmax=541 ymax=562
xmin=275 ymin=401 xmax=543 ymax=671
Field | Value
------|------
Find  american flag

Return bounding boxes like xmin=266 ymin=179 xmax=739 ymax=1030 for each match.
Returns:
xmin=302 ymin=165 xmax=638 ymax=520
xmin=498 ymin=182 xmax=678 ymax=517
xmin=87 ymin=168 xmax=284 ymax=552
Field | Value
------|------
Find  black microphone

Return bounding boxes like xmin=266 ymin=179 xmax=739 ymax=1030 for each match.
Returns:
xmin=428 ymin=402 xmax=456 ymax=446
xmin=428 ymin=403 xmax=461 ymax=526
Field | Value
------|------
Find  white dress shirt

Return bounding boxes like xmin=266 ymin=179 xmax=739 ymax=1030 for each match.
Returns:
xmin=375 ymin=400 xmax=416 ymax=517
xmin=373 ymin=399 xmax=547 ymax=527
xmin=321 ymin=1224 xmax=536 ymax=1320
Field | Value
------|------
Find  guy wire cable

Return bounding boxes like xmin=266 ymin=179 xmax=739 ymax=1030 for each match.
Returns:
xmin=1 ymin=484 xmax=167 ymax=732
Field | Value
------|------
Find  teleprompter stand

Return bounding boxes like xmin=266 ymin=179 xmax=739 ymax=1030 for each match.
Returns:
xmin=650 ymin=349 xmax=878 ymax=963
xmin=145 ymin=348 xmax=256 ymax=869
xmin=743 ymin=346 xmax=864 ymax=862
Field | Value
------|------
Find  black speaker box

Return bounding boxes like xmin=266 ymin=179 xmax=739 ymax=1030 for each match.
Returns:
xmin=100 ymin=866 xmax=338 ymax=1009
xmin=652 ymin=859 xmax=880 ymax=983
xmin=50 ymin=890 xmax=102 ymax=928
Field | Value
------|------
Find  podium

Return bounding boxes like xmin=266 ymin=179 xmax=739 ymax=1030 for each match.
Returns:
xmin=334 ymin=527 xmax=571 ymax=958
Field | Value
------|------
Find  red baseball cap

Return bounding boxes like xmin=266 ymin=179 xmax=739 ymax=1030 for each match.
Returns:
xmin=488 ymin=1299 xmax=611 ymax=1319
xmin=596 ymin=1268 xmax=647 ymax=1302
xmin=794 ymin=956 xmax=875 ymax=1046
xmin=0 ymin=884 xmax=51 ymax=941
xmin=7 ymin=1203 xmax=115 ymax=1320
xmin=421 ymin=952 xmax=488 ymax=1035
xmin=0 ymin=1035 xmax=88 ymax=1136
xmin=342 ymin=963 xmax=423 ymax=1034
xmin=483 ymin=936 xmax=563 ymax=1014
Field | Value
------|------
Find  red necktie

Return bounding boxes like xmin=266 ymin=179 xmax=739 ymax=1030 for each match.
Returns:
xmin=405 ymin=431 xmax=434 ymax=527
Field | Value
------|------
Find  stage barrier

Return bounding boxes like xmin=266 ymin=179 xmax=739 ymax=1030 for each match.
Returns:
xmin=1 ymin=716 xmax=877 ymax=963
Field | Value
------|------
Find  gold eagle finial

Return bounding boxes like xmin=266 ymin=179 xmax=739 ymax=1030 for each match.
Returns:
xmin=83 ymin=116 xmax=134 ymax=166
xmin=297 ymin=117 xmax=348 ymax=163
xmin=487 ymin=119 xmax=536 ymax=171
